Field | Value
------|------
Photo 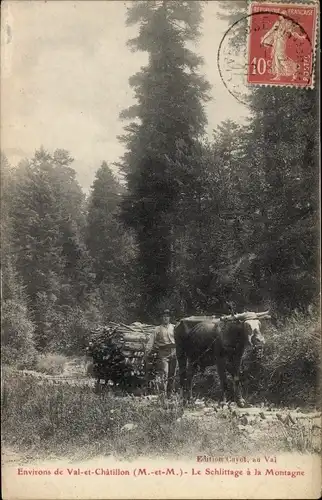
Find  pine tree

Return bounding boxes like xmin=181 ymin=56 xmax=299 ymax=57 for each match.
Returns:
xmin=86 ymin=162 xmax=138 ymax=322
xmin=9 ymin=148 xmax=96 ymax=351
xmin=246 ymin=87 xmax=319 ymax=312
xmin=173 ymin=122 xmax=254 ymax=314
xmin=120 ymin=0 xmax=210 ymax=318
xmin=1 ymin=153 xmax=37 ymax=366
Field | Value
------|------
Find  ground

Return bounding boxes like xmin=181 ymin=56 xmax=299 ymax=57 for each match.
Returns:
xmin=2 ymin=359 xmax=321 ymax=467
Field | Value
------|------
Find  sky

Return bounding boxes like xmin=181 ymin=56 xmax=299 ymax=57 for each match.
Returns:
xmin=2 ymin=0 xmax=250 ymax=191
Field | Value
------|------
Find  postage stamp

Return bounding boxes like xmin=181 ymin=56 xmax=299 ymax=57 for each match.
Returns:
xmin=247 ymin=2 xmax=319 ymax=87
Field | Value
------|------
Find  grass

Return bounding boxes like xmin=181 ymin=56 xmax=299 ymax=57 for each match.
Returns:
xmin=2 ymin=312 xmax=320 ymax=461
xmin=2 ymin=368 xmax=320 ymax=461
xmin=35 ymin=353 xmax=67 ymax=376
xmin=251 ymin=311 xmax=321 ymax=407
xmin=279 ymin=419 xmax=321 ymax=454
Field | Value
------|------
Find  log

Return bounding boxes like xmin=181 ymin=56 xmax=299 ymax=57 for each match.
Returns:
xmin=107 ymin=324 xmax=155 ymax=334
xmin=184 ymin=315 xmax=217 ymax=322
xmin=88 ymin=321 xmax=162 ymax=362
xmin=108 ymin=321 xmax=154 ymax=332
xmin=116 ymin=328 xmax=153 ymax=335
xmin=122 ymin=341 xmax=147 ymax=350
xmin=123 ymin=351 xmax=145 ymax=358
xmin=109 ymin=326 xmax=155 ymax=343
xmin=220 ymin=311 xmax=271 ymax=321
xmin=122 ymin=333 xmax=152 ymax=342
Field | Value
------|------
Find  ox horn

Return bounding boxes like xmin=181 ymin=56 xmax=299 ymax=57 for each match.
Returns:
xmin=239 ymin=312 xmax=256 ymax=319
xmin=257 ymin=311 xmax=270 ymax=317
xmin=220 ymin=311 xmax=271 ymax=321
xmin=256 ymin=311 xmax=271 ymax=319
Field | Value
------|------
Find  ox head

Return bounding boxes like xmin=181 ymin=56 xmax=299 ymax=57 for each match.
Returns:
xmin=222 ymin=311 xmax=270 ymax=358
xmin=244 ymin=319 xmax=266 ymax=357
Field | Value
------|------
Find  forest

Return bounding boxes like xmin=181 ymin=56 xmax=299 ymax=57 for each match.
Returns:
xmin=1 ymin=1 xmax=319 ymax=365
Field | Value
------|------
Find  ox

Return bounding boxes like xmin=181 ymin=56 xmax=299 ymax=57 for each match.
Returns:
xmin=174 ymin=312 xmax=270 ymax=407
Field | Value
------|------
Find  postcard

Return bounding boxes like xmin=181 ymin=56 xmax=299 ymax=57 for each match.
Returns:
xmin=1 ymin=1 xmax=321 ymax=499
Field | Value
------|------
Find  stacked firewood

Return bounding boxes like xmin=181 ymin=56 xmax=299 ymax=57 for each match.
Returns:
xmin=87 ymin=322 xmax=157 ymax=388
xmin=93 ymin=321 xmax=156 ymax=357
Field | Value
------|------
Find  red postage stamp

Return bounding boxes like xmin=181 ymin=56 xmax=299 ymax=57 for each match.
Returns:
xmin=247 ymin=2 xmax=318 ymax=87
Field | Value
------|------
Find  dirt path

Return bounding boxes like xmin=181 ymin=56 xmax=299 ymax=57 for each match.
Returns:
xmin=182 ymin=401 xmax=321 ymax=447
xmin=8 ymin=367 xmax=322 ymax=446
xmin=16 ymin=368 xmax=322 ymax=422
xmin=18 ymin=365 xmax=95 ymax=387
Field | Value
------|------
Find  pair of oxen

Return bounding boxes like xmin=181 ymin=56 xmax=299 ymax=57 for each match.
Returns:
xmin=174 ymin=311 xmax=271 ymax=407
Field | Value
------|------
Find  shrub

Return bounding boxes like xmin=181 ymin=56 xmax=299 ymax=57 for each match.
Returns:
xmin=281 ymin=420 xmax=321 ymax=454
xmin=35 ymin=354 xmax=67 ymax=375
xmin=1 ymin=299 xmax=37 ymax=369
xmin=243 ymin=311 xmax=320 ymax=407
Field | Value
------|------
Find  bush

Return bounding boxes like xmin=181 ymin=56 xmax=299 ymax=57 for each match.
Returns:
xmin=1 ymin=299 xmax=37 ymax=369
xmin=243 ymin=311 xmax=320 ymax=407
xmin=35 ymin=354 xmax=67 ymax=375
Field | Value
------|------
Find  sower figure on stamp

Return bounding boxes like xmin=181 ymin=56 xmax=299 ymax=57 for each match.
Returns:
xmin=261 ymin=10 xmax=306 ymax=81
xmin=145 ymin=309 xmax=177 ymax=397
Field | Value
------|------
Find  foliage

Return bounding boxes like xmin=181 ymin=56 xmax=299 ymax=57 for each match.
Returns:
xmin=85 ymin=162 xmax=139 ymax=323
xmin=2 ymin=149 xmax=102 ymax=354
xmin=257 ymin=311 xmax=320 ymax=406
xmin=1 ymin=300 xmax=37 ymax=369
xmin=120 ymin=0 xmax=211 ymax=318
xmin=245 ymin=87 xmax=319 ymax=313
xmin=35 ymin=353 xmax=67 ymax=376
xmin=1 ymin=153 xmax=37 ymax=367
xmin=118 ymin=0 xmax=319 ymax=317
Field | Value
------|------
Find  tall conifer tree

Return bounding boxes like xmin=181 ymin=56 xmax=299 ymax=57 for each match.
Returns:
xmin=1 ymin=153 xmax=37 ymax=365
xmin=86 ymin=162 xmax=138 ymax=322
xmin=9 ymin=148 xmax=93 ymax=350
xmin=120 ymin=1 xmax=210 ymax=318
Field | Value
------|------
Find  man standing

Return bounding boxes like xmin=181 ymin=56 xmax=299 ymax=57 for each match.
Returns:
xmin=145 ymin=309 xmax=177 ymax=396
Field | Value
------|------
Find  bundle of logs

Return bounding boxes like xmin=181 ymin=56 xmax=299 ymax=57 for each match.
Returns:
xmin=87 ymin=322 xmax=158 ymax=392
xmin=89 ymin=321 xmax=156 ymax=357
